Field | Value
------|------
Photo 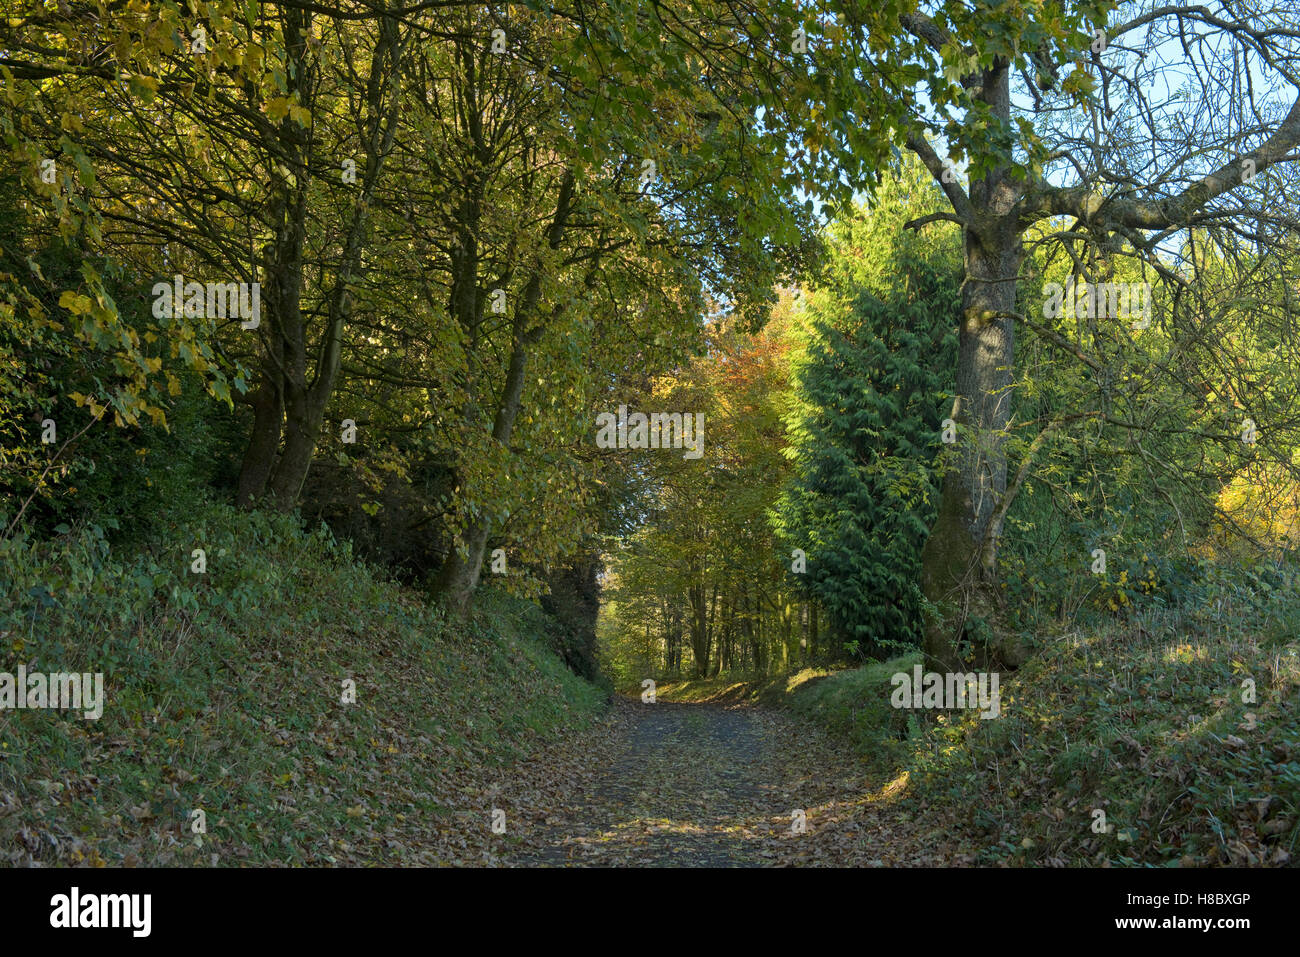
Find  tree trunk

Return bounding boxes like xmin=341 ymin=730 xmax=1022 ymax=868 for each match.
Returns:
xmin=433 ymin=318 xmax=532 ymax=615
xmin=239 ymin=11 xmax=403 ymax=513
xmin=236 ymin=383 xmax=282 ymax=508
xmin=688 ymin=581 xmax=710 ymax=678
xmin=433 ymin=520 xmax=493 ymax=617
xmin=268 ymin=380 xmax=329 ymax=507
xmin=671 ymin=606 xmax=683 ymax=675
xmin=432 ymin=171 xmax=576 ymax=616
xmin=918 ymin=62 xmax=1023 ymax=673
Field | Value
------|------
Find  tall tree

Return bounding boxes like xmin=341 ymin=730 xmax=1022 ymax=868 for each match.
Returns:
xmin=776 ymin=166 xmax=959 ymax=653
xmin=788 ymin=0 xmax=1300 ymax=668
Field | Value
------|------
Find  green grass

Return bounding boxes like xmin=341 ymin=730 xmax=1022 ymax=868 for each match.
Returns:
xmin=0 ymin=501 xmax=605 ymax=866
xmin=909 ymin=609 xmax=1300 ymax=866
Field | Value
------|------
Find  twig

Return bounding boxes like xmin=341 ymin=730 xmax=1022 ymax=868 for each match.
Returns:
xmin=4 ymin=406 xmax=106 ymax=539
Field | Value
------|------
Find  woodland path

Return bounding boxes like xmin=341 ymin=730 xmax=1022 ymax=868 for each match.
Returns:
xmin=480 ymin=697 xmax=951 ymax=867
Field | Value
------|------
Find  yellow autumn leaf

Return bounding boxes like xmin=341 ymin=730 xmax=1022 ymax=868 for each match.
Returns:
xmin=58 ymin=291 xmax=93 ymax=315
xmin=265 ymin=96 xmax=292 ymax=122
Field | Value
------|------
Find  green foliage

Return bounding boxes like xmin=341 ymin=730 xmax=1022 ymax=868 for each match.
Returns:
xmin=756 ymin=658 xmax=923 ymax=769
xmin=996 ymin=221 xmax=1300 ymax=640
xmin=775 ymin=169 xmax=959 ymax=652
xmin=598 ymin=307 xmax=803 ymax=681
xmin=3 ymin=2 xmax=817 ymax=610
xmin=906 ymin=592 xmax=1300 ymax=866
xmin=0 ymin=183 xmax=241 ymax=539
xmin=0 ymin=499 xmax=605 ymax=865
xmin=715 ymin=580 xmax=1300 ymax=866
xmin=3 ymin=0 xmax=1299 ymax=870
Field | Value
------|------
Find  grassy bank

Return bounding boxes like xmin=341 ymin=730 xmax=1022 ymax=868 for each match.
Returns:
xmin=0 ymin=503 xmax=606 ymax=866
xmin=655 ymin=597 xmax=1300 ymax=866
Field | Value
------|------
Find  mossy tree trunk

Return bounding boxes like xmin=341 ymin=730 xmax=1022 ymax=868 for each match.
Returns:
xmin=918 ymin=63 xmax=1020 ymax=674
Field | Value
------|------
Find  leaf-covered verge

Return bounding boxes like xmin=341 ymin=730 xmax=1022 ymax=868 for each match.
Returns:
xmin=0 ymin=502 xmax=607 ymax=866
xmin=655 ymin=581 xmax=1300 ymax=867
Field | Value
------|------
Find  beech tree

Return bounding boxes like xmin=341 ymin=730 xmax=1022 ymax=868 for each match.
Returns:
xmin=3 ymin=2 xmax=810 ymax=618
xmin=1 ymin=1 xmax=417 ymax=508
xmin=389 ymin=5 xmax=809 ymax=613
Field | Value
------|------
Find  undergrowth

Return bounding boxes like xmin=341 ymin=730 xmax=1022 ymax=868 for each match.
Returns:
xmin=655 ymin=575 xmax=1300 ymax=867
xmin=0 ymin=500 xmax=605 ymax=866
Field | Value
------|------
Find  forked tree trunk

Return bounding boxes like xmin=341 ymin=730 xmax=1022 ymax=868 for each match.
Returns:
xmin=907 ymin=33 xmax=1300 ymax=677
xmin=268 ymin=391 xmax=326 ymax=507
xmin=433 ymin=318 xmax=533 ymax=616
xmin=234 ymin=10 xmax=402 ymax=513
xmin=919 ymin=227 xmax=1019 ymax=671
